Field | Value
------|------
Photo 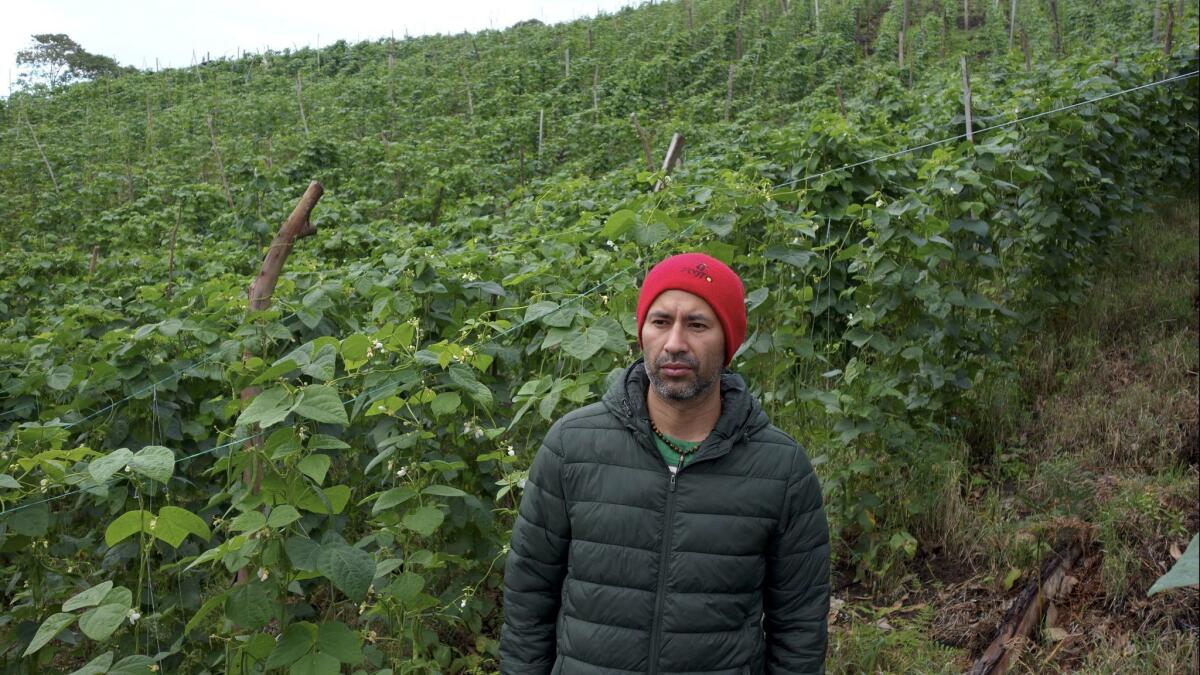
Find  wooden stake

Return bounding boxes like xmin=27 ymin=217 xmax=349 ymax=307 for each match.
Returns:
xmin=687 ymin=0 xmax=694 ymax=29
xmin=89 ymin=245 xmax=100 ymax=275
xmin=587 ymin=25 xmax=593 ymax=50
xmin=237 ymin=181 xmax=324 ymax=585
xmin=836 ymin=82 xmax=846 ymax=116
xmin=899 ymin=0 xmax=909 ymax=68
xmin=460 ymin=64 xmax=474 ymax=118
xmin=146 ymin=92 xmax=154 ymax=154
xmin=1019 ymin=22 xmax=1031 ymax=71
xmin=564 ymin=47 xmax=570 ymax=78
xmin=592 ymin=65 xmax=600 ymax=120
xmin=165 ymin=204 xmax=181 ymax=298
xmin=724 ymin=63 xmax=735 ymax=122
xmin=295 ymin=73 xmax=309 ymax=135
xmin=813 ymin=0 xmax=820 ymax=32
xmin=629 ymin=112 xmax=655 ymax=171
xmin=388 ymin=33 xmax=396 ymax=107
xmin=961 ymin=56 xmax=974 ymax=143
xmin=964 ymin=0 xmax=970 ymax=30
xmin=23 ymin=111 xmax=59 ymax=192
xmin=1008 ymin=0 xmax=1017 ymax=51
xmin=206 ymin=113 xmax=235 ymax=209
xmin=735 ymin=0 xmax=745 ymax=60
xmin=1153 ymin=1 xmax=1162 ymax=43
xmin=654 ymin=133 xmax=685 ymax=192
xmin=538 ymin=108 xmax=545 ymax=156
xmin=1048 ymin=0 xmax=1062 ymax=55
xmin=1163 ymin=5 xmax=1174 ymax=56
xmin=519 ymin=146 xmax=526 ymax=187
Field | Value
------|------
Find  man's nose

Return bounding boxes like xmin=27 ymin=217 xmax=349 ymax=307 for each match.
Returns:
xmin=663 ymin=322 xmax=689 ymax=354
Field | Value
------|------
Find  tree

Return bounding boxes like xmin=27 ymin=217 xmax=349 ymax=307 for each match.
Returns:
xmin=16 ymin=33 xmax=130 ymax=88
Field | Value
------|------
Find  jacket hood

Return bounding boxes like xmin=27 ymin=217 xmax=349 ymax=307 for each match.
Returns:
xmin=602 ymin=359 xmax=770 ymax=454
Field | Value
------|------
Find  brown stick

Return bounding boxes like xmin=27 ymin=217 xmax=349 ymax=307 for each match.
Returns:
xmin=724 ymin=63 xmax=735 ymax=122
xmin=964 ymin=0 xmax=969 ymax=30
xmin=564 ymin=47 xmax=570 ymax=79
xmin=898 ymin=0 xmax=908 ymax=68
xmin=961 ymin=56 xmax=974 ymax=143
xmin=968 ymin=539 xmax=1082 ymax=674
xmin=629 ymin=112 xmax=655 ymax=171
xmin=1163 ymin=5 xmax=1174 ymax=56
xmin=206 ymin=114 xmax=235 ymax=210
xmin=23 ymin=111 xmax=59 ymax=192
xmin=1019 ymin=22 xmax=1032 ymax=71
xmin=836 ymin=83 xmax=846 ymax=116
xmin=236 ymin=181 xmax=323 ymax=585
xmin=165 ymin=204 xmax=181 ymax=298
xmin=654 ymin=133 xmax=686 ymax=192
xmin=1008 ymin=0 xmax=1018 ymax=51
xmin=1048 ymin=0 xmax=1062 ymax=55
xmin=388 ymin=33 xmax=396 ymax=106
xmin=89 ymin=245 xmax=100 ymax=275
xmin=460 ymin=64 xmax=474 ymax=118
xmin=295 ymin=73 xmax=309 ymax=135
xmin=735 ymin=0 xmax=745 ymax=60
xmin=538 ymin=108 xmax=545 ymax=156
xmin=592 ymin=65 xmax=600 ymax=120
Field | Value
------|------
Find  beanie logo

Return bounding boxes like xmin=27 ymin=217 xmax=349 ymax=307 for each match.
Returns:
xmin=682 ymin=262 xmax=713 ymax=282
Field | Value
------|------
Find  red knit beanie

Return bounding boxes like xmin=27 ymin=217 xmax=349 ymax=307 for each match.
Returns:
xmin=636 ymin=253 xmax=746 ymax=366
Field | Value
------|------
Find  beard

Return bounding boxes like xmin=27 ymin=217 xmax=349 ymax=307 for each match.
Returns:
xmin=646 ymin=351 xmax=721 ymax=402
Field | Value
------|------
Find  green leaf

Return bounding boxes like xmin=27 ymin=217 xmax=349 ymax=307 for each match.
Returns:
xmin=285 ymin=536 xmax=322 ymax=571
xmin=88 ymin=448 xmax=133 ymax=483
xmin=1149 ymin=534 xmax=1199 ymax=596
xmin=372 ymin=486 xmax=417 ymax=515
xmin=267 ymin=505 xmax=303 ymax=529
xmin=230 ymin=510 xmax=267 ymax=533
xmin=402 ymin=506 xmax=444 ymax=537
xmin=0 ymin=473 xmax=19 ymax=489
xmin=108 ymin=654 xmax=156 ymax=674
xmin=600 ymin=209 xmax=636 ymax=238
xmin=48 ymin=365 xmax=74 ymax=391
xmin=265 ymin=621 xmax=317 ymax=669
xmin=225 ymin=581 xmax=274 ymax=629
xmin=291 ymin=385 xmax=349 ymax=426
xmin=340 ymin=334 xmax=371 ymax=371
xmin=67 ymin=651 xmax=114 ymax=675
xmin=430 ymin=392 xmax=461 ymax=418
xmin=289 ymin=652 xmax=340 ymax=675
xmin=295 ymin=484 xmax=351 ymax=514
xmin=22 ymin=612 xmax=75 ymax=656
xmin=105 ymin=510 xmax=152 ymax=547
xmin=184 ymin=591 xmax=228 ymax=634
xmin=101 ymin=586 xmax=133 ymax=608
xmin=384 ymin=573 xmax=425 ymax=604
xmin=63 ymin=581 xmax=115 ymax=612
xmin=318 ymin=542 xmax=374 ymax=601
xmin=155 ymin=506 xmax=211 ymax=546
xmin=237 ymin=387 xmax=294 ymax=428
xmin=316 ymin=621 xmax=363 ymax=664
xmin=523 ymin=301 xmax=559 ymax=323
xmin=562 ymin=325 xmax=609 ymax=360
xmin=297 ymin=454 xmax=332 ymax=485
xmin=449 ymin=364 xmax=493 ymax=408
xmin=129 ymin=445 xmax=174 ymax=484
xmin=78 ymin=603 xmax=127 ymax=641
xmin=422 ymin=485 xmax=468 ymax=498
xmin=7 ymin=502 xmax=50 ymax=536
xmin=302 ymin=344 xmax=338 ymax=382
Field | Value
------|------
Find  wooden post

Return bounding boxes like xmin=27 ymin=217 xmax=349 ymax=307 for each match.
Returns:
xmin=538 ymin=108 xmax=545 ymax=156
xmin=146 ymin=92 xmax=154 ymax=154
xmin=23 ymin=111 xmax=59 ymax=192
xmin=724 ymin=63 xmax=735 ymax=122
xmin=898 ymin=0 xmax=908 ymax=68
xmin=735 ymin=0 xmax=745 ymax=60
xmin=89 ymin=246 xmax=100 ymax=275
xmin=1048 ymin=0 xmax=1062 ymax=55
xmin=629 ymin=112 xmax=655 ymax=171
xmin=687 ymin=0 xmax=694 ymax=29
xmin=587 ymin=25 xmax=593 ymax=50
xmin=1019 ymin=22 xmax=1031 ymax=71
xmin=1153 ymin=1 xmax=1162 ymax=43
xmin=961 ymin=56 xmax=974 ymax=143
xmin=1163 ymin=5 xmax=1174 ymax=56
xmin=518 ymin=146 xmax=526 ymax=187
xmin=237 ymin=181 xmax=324 ymax=585
xmin=813 ymin=0 xmax=820 ymax=32
xmin=592 ymin=65 xmax=600 ymax=120
xmin=653 ymin=133 xmax=686 ymax=192
xmin=1008 ymin=0 xmax=1017 ymax=51
xmin=963 ymin=0 xmax=970 ymax=30
xmin=206 ymin=113 xmax=235 ymax=210
xmin=836 ymin=82 xmax=846 ymax=116
xmin=460 ymin=64 xmax=474 ymax=118
xmin=295 ymin=73 xmax=309 ymax=135
xmin=564 ymin=47 xmax=570 ymax=78
xmin=387 ymin=33 xmax=395 ymax=107
xmin=165 ymin=204 xmax=181 ymax=298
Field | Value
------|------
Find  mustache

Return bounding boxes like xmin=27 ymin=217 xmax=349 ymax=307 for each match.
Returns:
xmin=653 ymin=353 xmax=699 ymax=369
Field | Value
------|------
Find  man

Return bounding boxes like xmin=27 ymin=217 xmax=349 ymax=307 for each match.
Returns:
xmin=500 ymin=253 xmax=830 ymax=675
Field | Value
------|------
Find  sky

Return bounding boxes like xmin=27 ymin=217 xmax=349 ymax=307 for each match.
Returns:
xmin=2 ymin=0 xmax=640 ymax=92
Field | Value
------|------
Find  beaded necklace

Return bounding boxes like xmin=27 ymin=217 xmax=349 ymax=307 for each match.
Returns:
xmin=649 ymin=417 xmax=701 ymax=456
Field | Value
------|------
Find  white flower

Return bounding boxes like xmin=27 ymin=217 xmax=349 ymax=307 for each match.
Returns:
xmin=507 ymin=449 xmax=515 ymax=457
xmin=875 ymin=197 xmax=885 ymax=207
xmin=128 ymin=609 xmax=141 ymax=625
xmin=518 ymin=478 xmax=527 ymax=489
xmin=258 ymin=568 xmax=269 ymax=581
xmin=397 ymin=467 xmax=408 ymax=478
xmin=373 ymin=340 xmax=384 ymax=351
xmin=459 ymin=599 xmax=467 ymax=608
xmin=606 ymin=240 xmax=616 ymax=249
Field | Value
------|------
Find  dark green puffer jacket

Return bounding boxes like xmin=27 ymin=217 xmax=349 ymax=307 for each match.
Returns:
xmin=500 ymin=361 xmax=830 ymax=675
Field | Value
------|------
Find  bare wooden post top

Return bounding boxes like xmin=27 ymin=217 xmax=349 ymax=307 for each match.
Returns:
xmin=654 ymin=133 xmax=686 ymax=192
xmin=247 ymin=181 xmax=324 ymax=312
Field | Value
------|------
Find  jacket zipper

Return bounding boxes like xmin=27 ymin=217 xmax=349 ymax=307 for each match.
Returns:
xmin=648 ymin=452 xmax=686 ymax=675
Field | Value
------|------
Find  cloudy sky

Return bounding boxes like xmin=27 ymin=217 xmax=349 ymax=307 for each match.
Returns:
xmin=2 ymin=0 xmax=639 ymax=92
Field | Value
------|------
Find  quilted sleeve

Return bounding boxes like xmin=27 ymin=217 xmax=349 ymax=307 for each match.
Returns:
xmin=763 ymin=447 xmax=830 ymax=675
xmin=499 ymin=423 xmax=572 ymax=675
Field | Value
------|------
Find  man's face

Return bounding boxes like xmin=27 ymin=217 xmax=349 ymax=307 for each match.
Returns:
xmin=641 ymin=289 xmax=725 ymax=402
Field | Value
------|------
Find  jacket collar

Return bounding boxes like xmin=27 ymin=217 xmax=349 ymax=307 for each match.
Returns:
xmin=603 ymin=359 xmax=768 ymax=464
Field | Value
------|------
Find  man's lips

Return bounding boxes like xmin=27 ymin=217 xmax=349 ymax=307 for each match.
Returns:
xmin=660 ymin=363 xmax=693 ymax=377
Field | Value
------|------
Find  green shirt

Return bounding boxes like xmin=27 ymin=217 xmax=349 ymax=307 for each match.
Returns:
xmin=653 ymin=432 xmax=702 ymax=473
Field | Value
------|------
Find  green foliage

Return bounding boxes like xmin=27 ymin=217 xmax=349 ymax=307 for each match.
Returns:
xmin=1 ymin=0 xmax=1198 ymax=670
